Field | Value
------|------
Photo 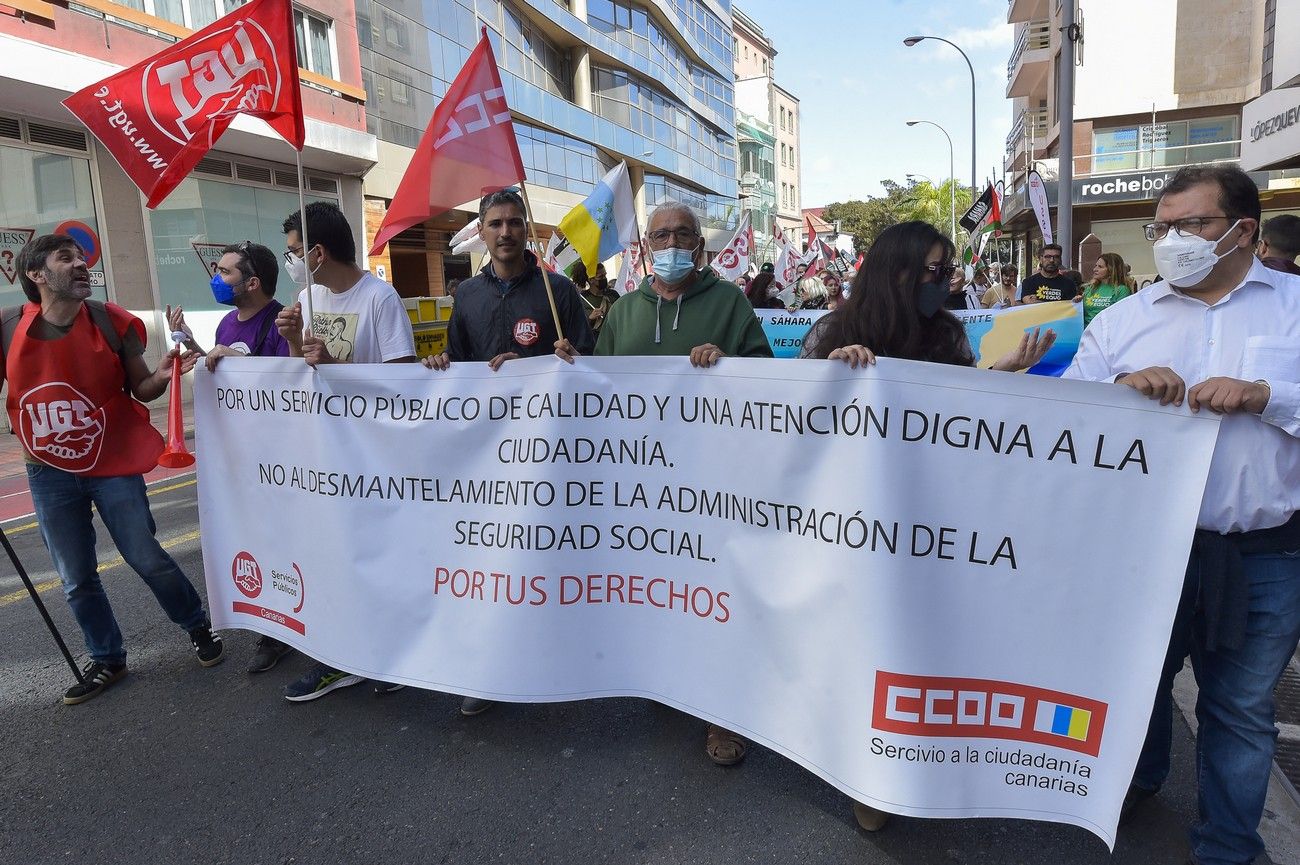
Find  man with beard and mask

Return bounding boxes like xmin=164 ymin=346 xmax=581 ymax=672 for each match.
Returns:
xmin=1064 ymin=164 xmax=1300 ymax=865
xmin=168 ymin=241 xmax=289 ymax=372
xmin=423 ymin=187 xmax=593 ymax=717
xmin=591 ymin=201 xmax=771 ymax=769
xmin=274 ymin=202 xmax=416 ymax=702
xmin=1018 ymin=244 xmax=1077 ymax=303
xmin=4 ymin=234 xmax=220 ymax=705
xmin=168 ymin=242 xmax=297 ymax=676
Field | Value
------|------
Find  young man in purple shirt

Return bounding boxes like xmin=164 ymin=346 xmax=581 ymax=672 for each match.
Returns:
xmin=168 ymin=241 xmax=292 ymax=673
xmin=170 ymin=241 xmax=289 ymax=371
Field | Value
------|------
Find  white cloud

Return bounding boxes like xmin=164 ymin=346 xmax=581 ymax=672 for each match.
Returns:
xmin=948 ymin=16 xmax=1014 ymax=52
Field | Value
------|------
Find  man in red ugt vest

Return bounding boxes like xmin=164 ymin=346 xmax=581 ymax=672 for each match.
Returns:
xmin=6 ymin=234 xmax=223 ymax=705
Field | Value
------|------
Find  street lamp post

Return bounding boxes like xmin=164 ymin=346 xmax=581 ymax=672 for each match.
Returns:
xmin=906 ymin=120 xmax=956 ymax=242
xmin=904 ymin=35 xmax=977 ymax=197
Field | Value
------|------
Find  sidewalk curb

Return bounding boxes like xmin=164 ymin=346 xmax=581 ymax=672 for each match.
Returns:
xmin=1172 ymin=663 xmax=1300 ymax=865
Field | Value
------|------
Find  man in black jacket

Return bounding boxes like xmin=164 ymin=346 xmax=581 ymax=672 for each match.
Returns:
xmin=433 ymin=189 xmax=593 ymax=370
xmin=423 ymin=189 xmax=593 ymax=716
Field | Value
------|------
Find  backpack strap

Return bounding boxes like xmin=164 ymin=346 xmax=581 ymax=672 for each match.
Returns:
xmin=0 ymin=304 xmax=25 ymax=359
xmin=250 ymin=301 xmax=281 ymax=357
xmin=83 ymin=299 xmax=124 ymax=355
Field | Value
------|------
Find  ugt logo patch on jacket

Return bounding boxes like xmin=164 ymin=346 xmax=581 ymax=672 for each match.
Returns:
xmin=513 ymin=318 xmax=540 ymax=346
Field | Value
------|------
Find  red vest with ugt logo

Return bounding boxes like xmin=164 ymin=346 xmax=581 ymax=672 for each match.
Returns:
xmin=6 ymin=302 xmax=163 ymax=476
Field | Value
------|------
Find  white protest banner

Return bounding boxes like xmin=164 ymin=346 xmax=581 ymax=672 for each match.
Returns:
xmin=1028 ymin=170 xmax=1053 ymax=245
xmin=196 ymin=357 xmax=1218 ymax=848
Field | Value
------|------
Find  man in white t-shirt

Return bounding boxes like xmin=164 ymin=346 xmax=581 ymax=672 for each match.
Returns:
xmin=274 ymin=201 xmax=415 ymax=701
xmin=276 ymin=203 xmax=415 ymax=366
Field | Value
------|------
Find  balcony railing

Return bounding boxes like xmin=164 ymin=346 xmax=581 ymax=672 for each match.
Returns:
xmin=1005 ymin=107 xmax=1051 ymax=156
xmin=1006 ymin=20 xmax=1051 ymax=81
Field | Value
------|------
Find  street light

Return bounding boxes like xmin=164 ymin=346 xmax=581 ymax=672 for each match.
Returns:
xmin=906 ymin=120 xmax=957 ymax=242
xmin=904 ymin=35 xmax=977 ymax=197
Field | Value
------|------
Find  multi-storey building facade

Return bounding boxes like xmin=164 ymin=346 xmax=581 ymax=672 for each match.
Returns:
xmin=1001 ymin=0 xmax=1300 ymax=280
xmin=361 ymin=0 xmax=740 ymax=295
xmin=732 ymin=4 xmax=799 ymax=263
xmin=0 ymin=0 xmax=375 ymax=353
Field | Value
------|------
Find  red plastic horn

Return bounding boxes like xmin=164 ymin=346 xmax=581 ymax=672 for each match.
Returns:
xmin=156 ymin=333 xmax=195 ymax=469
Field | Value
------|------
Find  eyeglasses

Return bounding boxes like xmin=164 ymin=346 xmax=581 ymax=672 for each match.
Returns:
xmin=925 ymin=262 xmax=957 ymax=283
xmin=1142 ymin=216 xmax=1229 ymax=241
xmin=646 ymin=228 xmax=699 ymax=246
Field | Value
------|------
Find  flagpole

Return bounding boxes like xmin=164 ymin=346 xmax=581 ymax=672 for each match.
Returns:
xmin=517 ymin=182 xmax=565 ymax=342
xmin=295 ymin=149 xmax=315 ymax=335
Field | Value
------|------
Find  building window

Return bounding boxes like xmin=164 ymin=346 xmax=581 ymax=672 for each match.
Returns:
xmin=382 ymin=11 xmax=409 ymax=51
xmin=389 ymin=71 xmax=411 ymax=105
xmin=148 ymin=163 xmax=339 ymax=316
xmin=294 ymin=9 xmax=336 ymax=77
xmin=780 ymin=143 xmax=786 ymax=166
xmin=0 ymin=136 xmax=103 ymax=308
xmin=485 ymin=3 xmax=572 ymax=99
xmin=1091 ymin=115 xmax=1240 ymax=173
xmin=762 ymin=58 xmax=767 ymax=73
xmin=779 ymin=107 xmax=785 ymax=130
xmin=788 ymin=145 xmax=794 ymax=165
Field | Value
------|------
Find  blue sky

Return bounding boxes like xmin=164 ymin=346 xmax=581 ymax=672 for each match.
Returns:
xmin=733 ymin=0 xmax=1015 ymax=206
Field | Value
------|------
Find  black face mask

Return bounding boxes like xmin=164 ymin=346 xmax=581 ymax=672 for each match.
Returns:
xmin=917 ymin=281 xmax=947 ymax=318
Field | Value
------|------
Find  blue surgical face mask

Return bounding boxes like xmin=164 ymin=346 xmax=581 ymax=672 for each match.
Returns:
xmin=210 ymin=272 xmax=246 ymax=306
xmin=651 ymin=247 xmax=696 ymax=285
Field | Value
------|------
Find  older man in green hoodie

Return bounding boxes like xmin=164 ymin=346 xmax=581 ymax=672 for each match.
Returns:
xmin=594 ymin=202 xmax=772 ymax=365
xmin=592 ymin=202 xmax=771 ymax=768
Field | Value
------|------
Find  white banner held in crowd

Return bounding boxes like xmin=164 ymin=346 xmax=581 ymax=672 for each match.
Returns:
xmin=711 ymin=211 xmax=752 ymax=283
xmin=772 ymin=221 xmax=799 ymax=287
xmin=613 ymin=240 xmax=642 ymax=294
xmin=196 ymin=357 xmax=1219 ymax=848
xmin=1027 ymin=170 xmax=1053 ymax=245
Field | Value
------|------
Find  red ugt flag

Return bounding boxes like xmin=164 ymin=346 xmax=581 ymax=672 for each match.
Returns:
xmin=370 ymin=30 xmax=526 ymax=255
xmin=63 ymin=0 xmax=303 ymax=208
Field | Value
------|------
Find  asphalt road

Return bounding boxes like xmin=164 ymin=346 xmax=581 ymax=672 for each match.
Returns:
xmin=0 ymin=476 xmax=1237 ymax=865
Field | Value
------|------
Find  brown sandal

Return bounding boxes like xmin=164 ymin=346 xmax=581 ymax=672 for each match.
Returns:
xmin=705 ymin=724 xmax=748 ymax=766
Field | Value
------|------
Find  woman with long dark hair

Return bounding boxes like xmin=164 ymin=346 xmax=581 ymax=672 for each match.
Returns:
xmin=800 ymin=220 xmax=1053 ymax=833
xmin=745 ymin=271 xmax=783 ymax=309
xmin=803 ymin=221 xmax=1053 ymax=371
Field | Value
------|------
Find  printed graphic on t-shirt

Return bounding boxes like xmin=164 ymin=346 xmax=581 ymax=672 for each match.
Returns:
xmin=312 ymin=311 xmax=358 ymax=363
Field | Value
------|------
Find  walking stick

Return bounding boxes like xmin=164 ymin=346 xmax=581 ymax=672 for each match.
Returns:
xmin=0 ymin=525 xmax=84 ymax=683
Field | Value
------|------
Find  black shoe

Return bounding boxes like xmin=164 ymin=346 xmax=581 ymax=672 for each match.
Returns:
xmin=1119 ymin=783 xmax=1158 ymax=824
xmin=247 ymin=636 xmax=292 ymax=674
xmin=460 ymin=696 xmax=495 ymax=716
xmin=63 ymin=660 xmax=128 ymax=705
xmin=189 ymin=625 xmax=225 ymax=667
xmin=373 ymin=680 xmax=406 ymax=695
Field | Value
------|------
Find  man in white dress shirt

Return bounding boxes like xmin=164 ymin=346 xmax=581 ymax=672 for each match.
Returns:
xmin=1064 ymin=164 xmax=1300 ymax=865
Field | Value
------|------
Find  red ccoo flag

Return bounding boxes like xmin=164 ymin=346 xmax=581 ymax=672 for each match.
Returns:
xmin=62 ymin=0 xmax=303 ymax=208
xmin=370 ymin=31 xmax=526 ymax=255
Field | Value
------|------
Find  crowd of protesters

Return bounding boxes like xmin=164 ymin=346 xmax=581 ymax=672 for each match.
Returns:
xmin=7 ymin=163 xmax=1297 ymax=865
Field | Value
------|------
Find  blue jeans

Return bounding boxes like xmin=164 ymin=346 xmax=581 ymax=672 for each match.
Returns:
xmin=27 ymin=464 xmax=208 ymax=666
xmin=1132 ymin=549 xmax=1300 ymax=865
xmin=1189 ymin=551 xmax=1300 ymax=865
